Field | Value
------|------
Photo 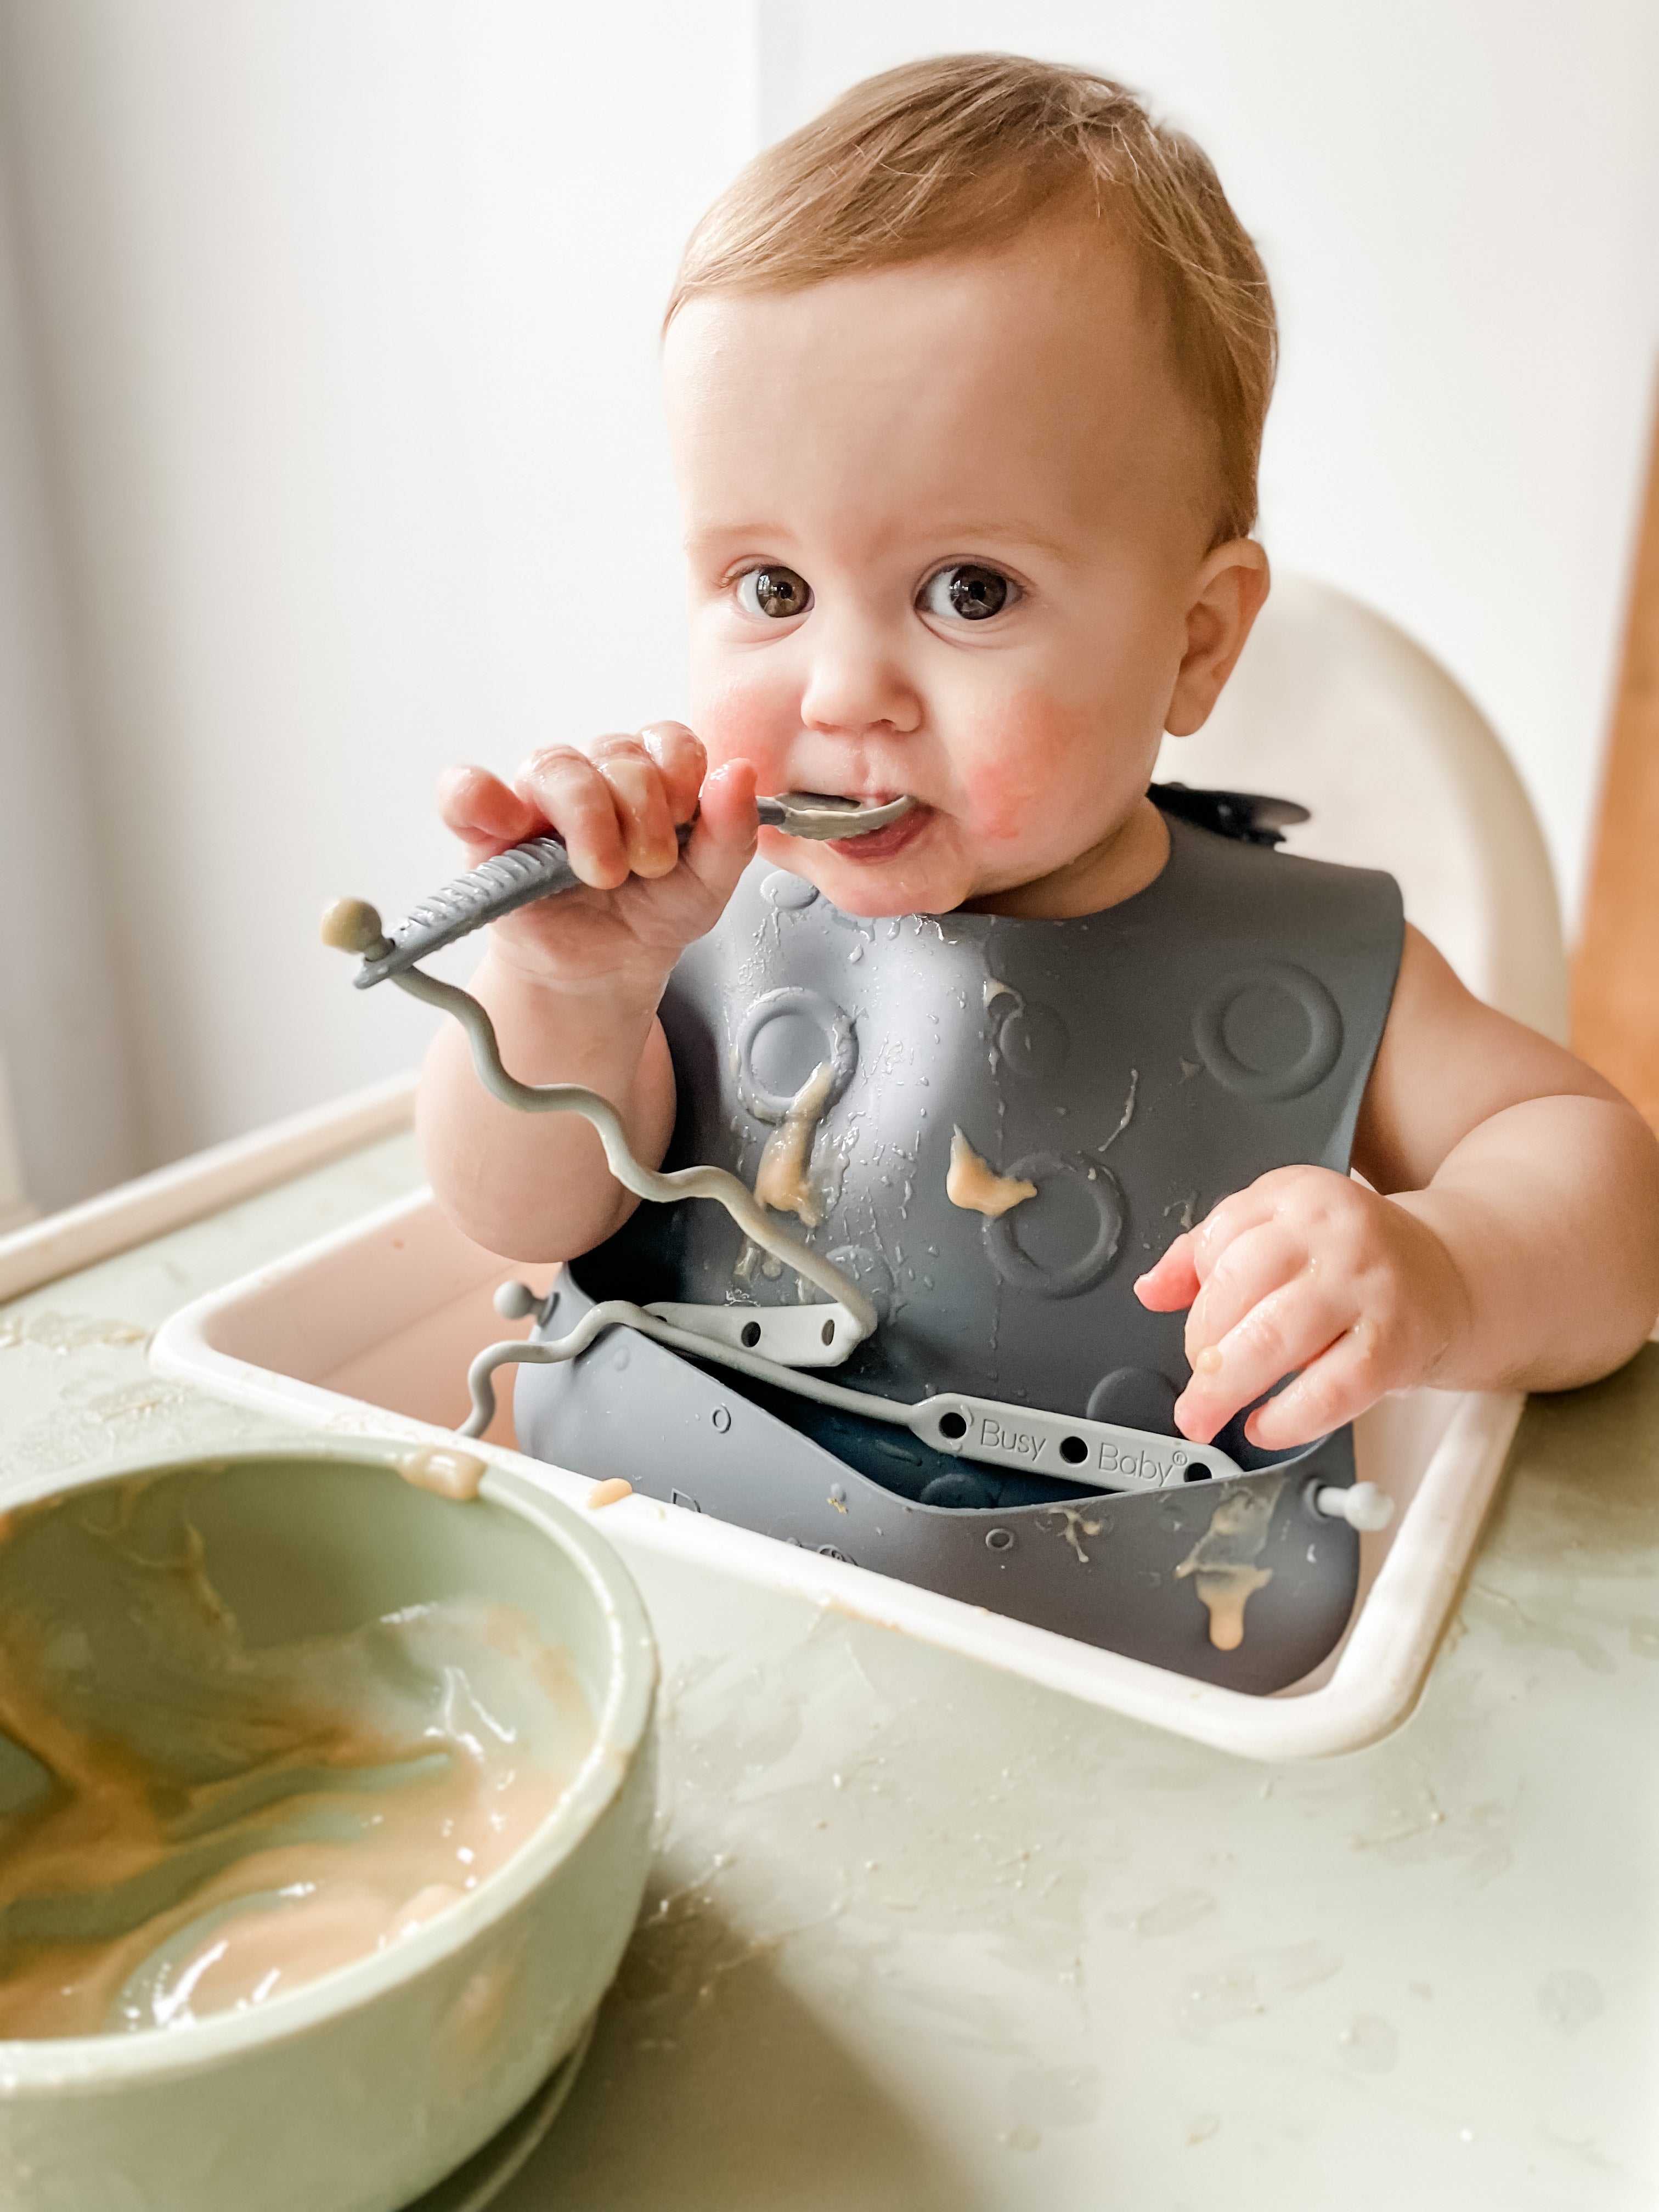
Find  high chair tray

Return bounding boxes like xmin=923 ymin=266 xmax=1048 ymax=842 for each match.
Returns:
xmin=150 ymin=1186 xmax=1521 ymax=1760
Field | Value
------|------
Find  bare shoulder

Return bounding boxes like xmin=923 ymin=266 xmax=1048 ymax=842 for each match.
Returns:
xmin=1352 ymin=924 xmax=1623 ymax=1193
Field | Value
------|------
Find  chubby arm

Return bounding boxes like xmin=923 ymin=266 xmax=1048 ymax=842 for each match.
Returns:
xmin=1136 ymin=926 xmax=1659 ymax=1449
xmin=417 ymin=726 xmax=757 ymax=1262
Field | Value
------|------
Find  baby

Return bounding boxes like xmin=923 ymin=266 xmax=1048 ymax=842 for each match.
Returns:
xmin=420 ymin=53 xmax=1659 ymax=1492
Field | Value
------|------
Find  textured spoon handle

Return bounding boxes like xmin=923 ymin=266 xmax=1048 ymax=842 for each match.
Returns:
xmin=354 ymin=825 xmax=692 ymax=989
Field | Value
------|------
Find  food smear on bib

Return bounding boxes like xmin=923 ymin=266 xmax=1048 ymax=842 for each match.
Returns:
xmin=946 ymin=1127 xmax=1037 ymax=1219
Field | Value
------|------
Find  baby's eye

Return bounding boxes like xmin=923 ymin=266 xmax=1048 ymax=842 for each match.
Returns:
xmin=919 ymin=563 xmax=1018 ymax=623
xmin=736 ymin=566 xmax=814 ymax=620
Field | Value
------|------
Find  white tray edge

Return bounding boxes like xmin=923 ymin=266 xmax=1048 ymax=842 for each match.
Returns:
xmin=0 ymin=1074 xmax=416 ymax=1304
xmin=149 ymin=1188 xmax=1523 ymax=1763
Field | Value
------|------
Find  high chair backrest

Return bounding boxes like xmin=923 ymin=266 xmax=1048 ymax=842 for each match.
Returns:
xmin=1154 ymin=574 xmax=1570 ymax=1042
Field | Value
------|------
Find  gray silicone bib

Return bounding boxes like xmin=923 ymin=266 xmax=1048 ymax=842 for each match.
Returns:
xmin=516 ymin=808 xmax=1403 ymax=1692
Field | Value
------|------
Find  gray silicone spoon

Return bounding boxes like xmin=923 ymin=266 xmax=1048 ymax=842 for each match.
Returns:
xmin=326 ymin=792 xmax=916 ymax=988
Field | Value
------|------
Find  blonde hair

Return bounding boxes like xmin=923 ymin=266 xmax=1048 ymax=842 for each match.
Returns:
xmin=666 ymin=54 xmax=1276 ymax=543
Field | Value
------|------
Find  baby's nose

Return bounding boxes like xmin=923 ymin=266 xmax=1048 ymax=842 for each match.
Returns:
xmin=798 ymin=629 xmax=922 ymax=738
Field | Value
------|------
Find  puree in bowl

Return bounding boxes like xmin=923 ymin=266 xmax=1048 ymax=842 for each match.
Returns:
xmin=0 ymin=1502 xmax=593 ymax=2039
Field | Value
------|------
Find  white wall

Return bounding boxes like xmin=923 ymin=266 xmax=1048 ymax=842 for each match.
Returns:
xmin=0 ymin=0 xmax=1655 ymax=1205
xmin=0 ymin=126 xmax=146 ymax=1212
xmin=0 ymin=0 xmax=754 ymax=1193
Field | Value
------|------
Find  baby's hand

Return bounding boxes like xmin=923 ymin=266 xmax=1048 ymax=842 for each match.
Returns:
xmin=1133 ymin=1166 xmax=1473 ymax=1449
xmin=438 ymin=723 xmax=757 ymax=994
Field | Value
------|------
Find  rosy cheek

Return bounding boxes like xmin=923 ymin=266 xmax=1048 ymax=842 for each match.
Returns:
xmin=956 ymin=692 xmax=1094 ymax=845
xmin=691 ymin=669 xmax=794 ymax=782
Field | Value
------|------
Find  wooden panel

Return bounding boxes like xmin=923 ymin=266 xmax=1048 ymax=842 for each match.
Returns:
xmin=1573 ymin=386 xmax=1659 ymax=1128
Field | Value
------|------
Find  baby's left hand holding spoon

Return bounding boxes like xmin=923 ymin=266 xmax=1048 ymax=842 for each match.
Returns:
xmin=1134 ymin=1165 xmax=1475 ymax=1450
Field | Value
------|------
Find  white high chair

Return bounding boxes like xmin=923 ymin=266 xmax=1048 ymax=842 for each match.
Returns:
xmin=146 ymin=579 xmax=1562 ymax=1763
xmin=1155 ymin=573 xmax=1570 ymax=1042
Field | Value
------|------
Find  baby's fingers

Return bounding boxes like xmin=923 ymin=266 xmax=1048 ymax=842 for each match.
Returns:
xmin=588 ymin=736 xmax=683 ymax=879
xmin=1135 ymin=1188 xmax=1290 ymax=1319
xmin=1173 ymin=1271 xmax=1356 ymax=1443
xmin=681 ymin=758 xmax=759 ymax=907
xmin=1243 ymin=1323 xmax=1385 ymax=1451
xmin=1134 ymin=1234 xmax=1200 ymax=1312
xmin=438 ymin=764 xmax=543 ymax=864
xmin=640 ymin=721 xmax=708 ymax=826
xmin=1184 ymin=1220 xmax=1310 ymax=1362
xmin=513 ymin=744 xmax=635 ymax=889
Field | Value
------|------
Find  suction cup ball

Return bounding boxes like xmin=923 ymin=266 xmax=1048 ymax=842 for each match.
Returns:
xmin=319 ymin=897 xmax=388 ymax=956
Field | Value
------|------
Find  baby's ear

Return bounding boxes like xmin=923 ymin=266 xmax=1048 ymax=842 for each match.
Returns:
xmin=1164 ymin=541 xmax=1270 ymax=737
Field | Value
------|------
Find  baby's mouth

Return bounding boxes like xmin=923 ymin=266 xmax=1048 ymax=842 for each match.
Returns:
xmin=826 ymin=799 xmax=932 ymax=862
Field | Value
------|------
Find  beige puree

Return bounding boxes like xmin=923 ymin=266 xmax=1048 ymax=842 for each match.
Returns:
xmin=0 ymin=1531 xmax=590 ymax=2040
xmin=1174 ymin=1477 xmax=1285 ymax=1651
xmin=754 ymin=1060 xmax=837 ymax=1226
xmin=946 ymin=1127 xmax=1037 ymax=1219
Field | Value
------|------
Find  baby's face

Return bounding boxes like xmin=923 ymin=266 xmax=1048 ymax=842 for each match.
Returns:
xmin=666 ymin=215 xmax=1260 ymax=917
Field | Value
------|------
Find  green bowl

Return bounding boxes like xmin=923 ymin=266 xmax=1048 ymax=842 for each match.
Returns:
xmin=0 ymin=1443 xmax=657 ymax=2212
